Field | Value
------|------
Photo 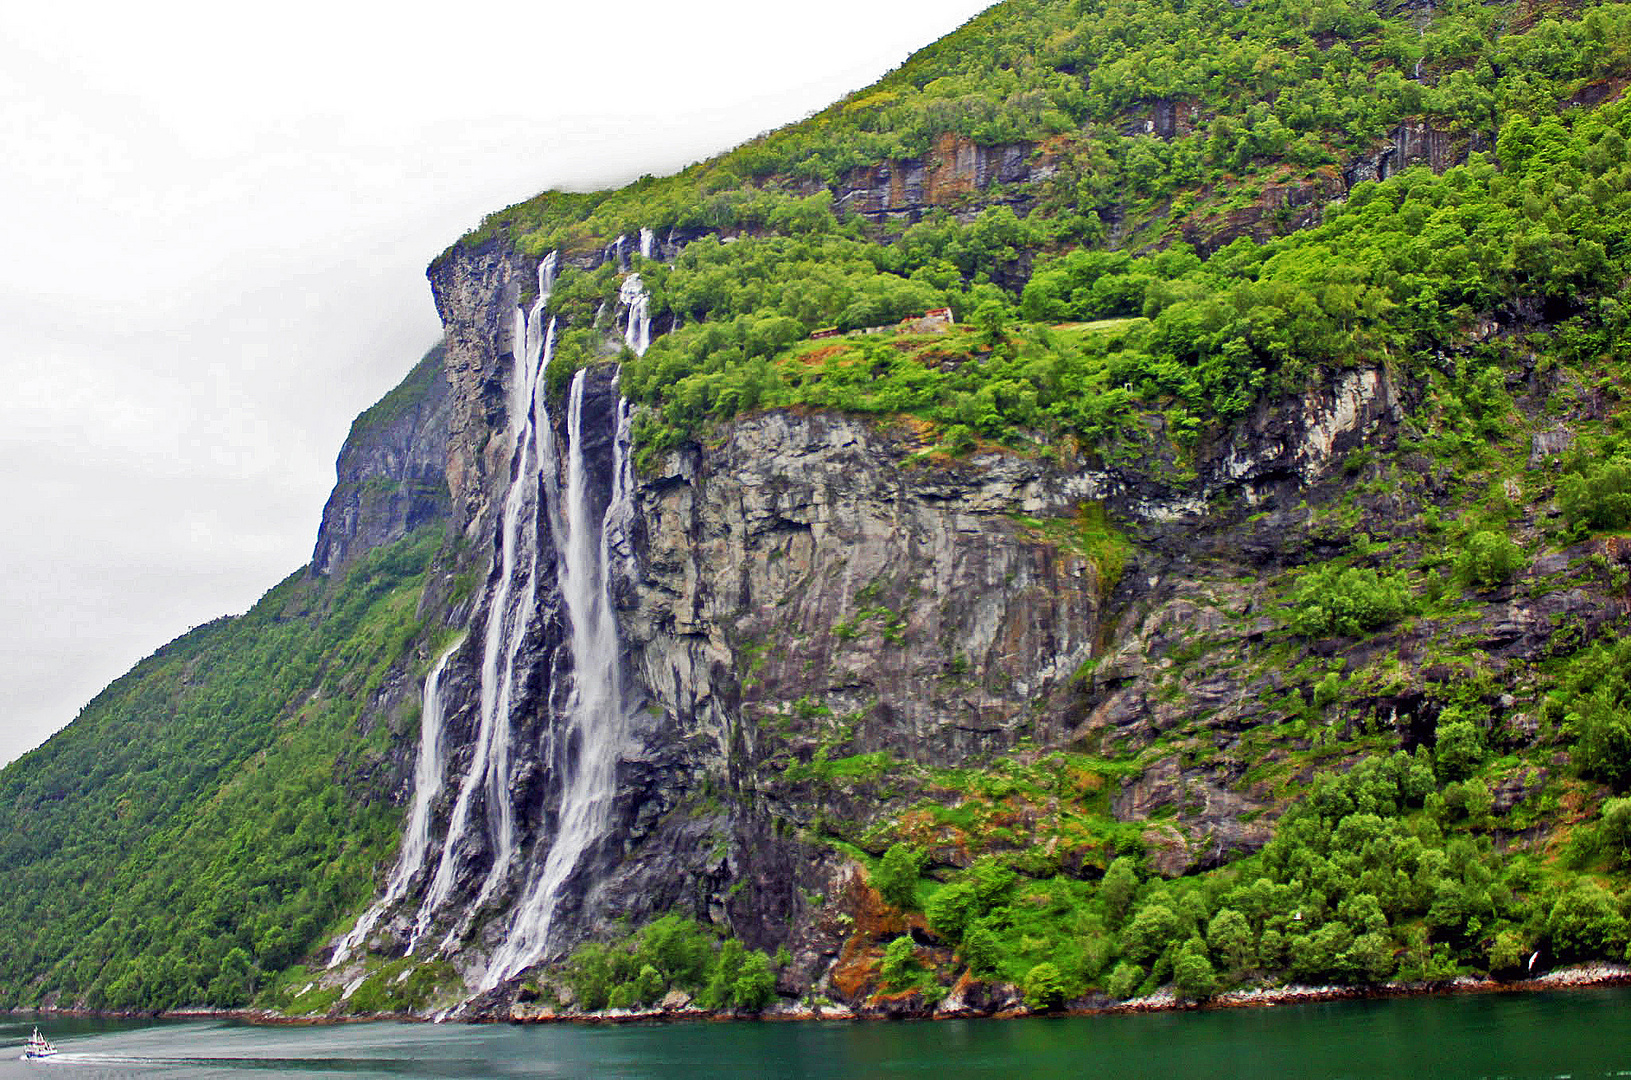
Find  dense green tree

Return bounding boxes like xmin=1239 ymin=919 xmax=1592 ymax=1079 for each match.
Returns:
xmin=927 ymin=881 xmax=980 ymax=943
xmin=1547 ymin=883 xmax=1629 ymax=961
xmin=1100 ymin=857 xmax=1140 ymax=926
xmin=733 ymin=952 xmax=778 ymax=1010
xmin=1105 ymin=961 xmax=1144 ymax=1000
xmin=1435 ymin=716 xmax=1487 ymax=782
xmin=1172 ymin=939 xmax=1218 ymax=1000
xmin=873 ymin=843 xmax=927 ymax=909
xmin=961 ymin=926 xmax=1002 ymax=976
xmin=1456 ymin=531 xmax=1525 ymax=588
xmin=1206 ymin=909 xmax=1256 ymax=979
xmin=1022 ymin=961 xmax=1068 ymax=1010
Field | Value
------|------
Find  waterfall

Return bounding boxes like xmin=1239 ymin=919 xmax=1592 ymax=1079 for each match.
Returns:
xmin=335 ymin=230 xmax=664 ymax=987
xmin=481 ymin=366 xmax=634 ymax=990
xmin=609 ymin=398 xmax=638 ymax=581
xmin=620 ymin=273 xmax=650 ymax=356
xmin=412 ymin=254 xmax=558 ymax=950
xmin=329 ymin=635 xmax=463 ymax=967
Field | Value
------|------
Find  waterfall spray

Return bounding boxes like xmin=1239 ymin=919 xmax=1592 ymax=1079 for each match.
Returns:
xmin=412 ymin=255 xmax=558 ymax=949
xmin=329 ymin=635 xmax=463 ymax=967
xmin=620 ymin=273 xmax=651 ymax=356
xmin=480 ymin=367 xmax=635 ymax=990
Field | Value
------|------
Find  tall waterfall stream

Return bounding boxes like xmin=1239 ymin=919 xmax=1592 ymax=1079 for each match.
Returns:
xmin=333 ymin=249 xmax=653 ymax=1000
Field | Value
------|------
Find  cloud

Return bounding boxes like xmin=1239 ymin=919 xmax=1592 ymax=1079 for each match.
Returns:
xmin=0 ymin=1 xmax=996 ymax=765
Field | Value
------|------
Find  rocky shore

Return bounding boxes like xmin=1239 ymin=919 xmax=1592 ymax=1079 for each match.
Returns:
xmin=496 ymin=963 xmax=1631 ymax=1026
xmin=8 ymin=964 xmax=1629 ymax=1028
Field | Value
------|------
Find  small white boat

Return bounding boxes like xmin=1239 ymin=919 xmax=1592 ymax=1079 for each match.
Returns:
xmin=22 ymin=1026 xmax=56 ymax=1059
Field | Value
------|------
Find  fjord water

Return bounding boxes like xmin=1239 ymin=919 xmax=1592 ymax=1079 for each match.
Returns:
xmin=8 ymin=987 xmax=1631 ymax=1079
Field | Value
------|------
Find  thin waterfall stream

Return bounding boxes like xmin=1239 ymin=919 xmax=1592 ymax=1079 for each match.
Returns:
xmin=482 ymin=365 xmax=635 ymax=990
xmin=329 ymin=634 xmax=464 ymax=969
xmin=332 ymin=247 xmax=651 ymax=995
xmin=412 ymin=254 xmax=558 ymax=951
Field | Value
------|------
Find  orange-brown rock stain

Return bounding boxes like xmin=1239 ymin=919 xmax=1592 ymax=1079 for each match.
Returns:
xmin=923 ymin=132 xmax=982 ymax=204
xmin=829 ymin=869 xmax=924 ymax=1000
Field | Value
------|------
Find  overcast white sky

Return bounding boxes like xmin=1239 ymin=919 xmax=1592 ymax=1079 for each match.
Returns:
xmin=0 ymin=0 xmax=996 ymax=766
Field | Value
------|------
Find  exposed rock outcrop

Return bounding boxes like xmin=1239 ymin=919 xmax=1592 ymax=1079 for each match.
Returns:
xmin=834 ymin=134 xmax=1045 ymax=222
xmin=312 ymin=344 xmax=453 ymax=576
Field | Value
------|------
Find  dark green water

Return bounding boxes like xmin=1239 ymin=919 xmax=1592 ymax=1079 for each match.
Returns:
xmin=5 ymin=987 xmax=1631 ymax=1078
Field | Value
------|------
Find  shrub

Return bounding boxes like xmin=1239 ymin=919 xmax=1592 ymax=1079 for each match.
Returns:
xmin=879 ymin=936 xmax=917 ymax=990
xmin=1172 ymin=938 xmax=1218 ymax=1000
xmin=634 ymin=963 xmax=664 ymax=1003
xmin=1488 ymin=928 xmax=1530 ymax=974
xmin=564 ymin=943 xmax=615 ymax=1011
xmin=960 ymin=926 xmax=1001 ymax=976
xmin=1455 ymin=530 xmax=1524 ymax=588
xmin=927 ymin=881 xmax=979 ymax=943
xmin=1099 ymin=857 xmax=1139 ymax=925
xmin=732 ymin=951 xmax=777 ymax=1010
xmin=1559 ymin=456 xmax=1631 ymax=533
xmin=968 ymin=858 xmax=1017 ymax=908
xmin=1600 ymin=798 xmax=1631 ymax=867
xmin=606 ymin=981 xmax=640 ymax=1010
xmin=1105 ymin=960 xmax=1144 ymax=1000
xmin=1434 ymin=715 xmax=1486 ymax=781
xmin=1121 ymin=902 xmax=1180 ymax=962
xmin=1343 ymin=931 xmax=1396 ymax=983
xmin=1570 ymin=688 xmax=1631 ymax=790
xmin=1022 ymin=961 xmax=1067 ymax=1010
xmin=943 ymin=424 xmax=978 ymax=455
xmin=1441 ymin=778 xmax=1492 ymax=820
xmin=1290 ymin=565 xmax=1415 ymax=638
xmin=872 ymin=843 xmax=927 ymax=909
xmin=701 ymin=939 xmax=746 ymax=1009
xmin=1547 ymin=882 xmax=1629 ymax=961
xmin=1313 ymin=671 xmax=1343 ymax=710
xmin=1206 ymin=908 xmax=1255 ymax=978
xmin=640 ymin=916 xmax=713 ymax=986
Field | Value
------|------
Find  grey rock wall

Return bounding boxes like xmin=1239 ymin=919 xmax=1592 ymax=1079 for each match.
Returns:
xmin=312 ymin=343 xmax=453 ymax=576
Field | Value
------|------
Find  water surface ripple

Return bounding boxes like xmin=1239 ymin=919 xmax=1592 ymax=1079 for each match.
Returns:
xmin=7 ymin=986 xmax=1631 ymax=1079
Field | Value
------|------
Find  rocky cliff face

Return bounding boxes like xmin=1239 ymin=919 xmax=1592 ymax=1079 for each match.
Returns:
xmin=311 ymin=344 xmax=453 ymax=577
xmin=322 ymin=193 xmax=1622 ymax=1016
xmin=830 ymin=134 xmax=1046 ymax=223
xmin=583 ymin=357 xmax=1409 ymax=956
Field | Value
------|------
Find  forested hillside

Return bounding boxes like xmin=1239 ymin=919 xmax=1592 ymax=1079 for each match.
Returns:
xmin=5 ymin=0 xmax=1631 ymax=1018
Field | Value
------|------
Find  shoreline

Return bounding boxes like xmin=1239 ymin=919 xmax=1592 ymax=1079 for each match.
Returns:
xmin=9 ymin=963 xmax=1631 ymax=1027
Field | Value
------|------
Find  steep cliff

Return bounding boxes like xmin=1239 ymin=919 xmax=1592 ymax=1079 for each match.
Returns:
xmin=312 ymin=344 xmax=453 ymax=577
xmin=316 ymin=212 xmax=1628 ymax=1019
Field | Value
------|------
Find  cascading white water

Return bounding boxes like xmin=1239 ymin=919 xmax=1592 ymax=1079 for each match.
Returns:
xmin=609 ymin=398 xmax=639 ymax=582
xmin=480 ymin=367 xmax=634 ymax=990
xmin=329 ymin=635 xmax=463 ymax=968
xmin=620 ymin=273 xmax=650 ymax=356
xmin=412 ymin=254 xmax=558 ymax=949
xmin=341 ymin=230 xmax=659 ymax=987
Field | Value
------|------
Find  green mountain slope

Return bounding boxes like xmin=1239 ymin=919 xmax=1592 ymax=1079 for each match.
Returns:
xmin=0 ymin=528 xmax=449 ymax=1009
